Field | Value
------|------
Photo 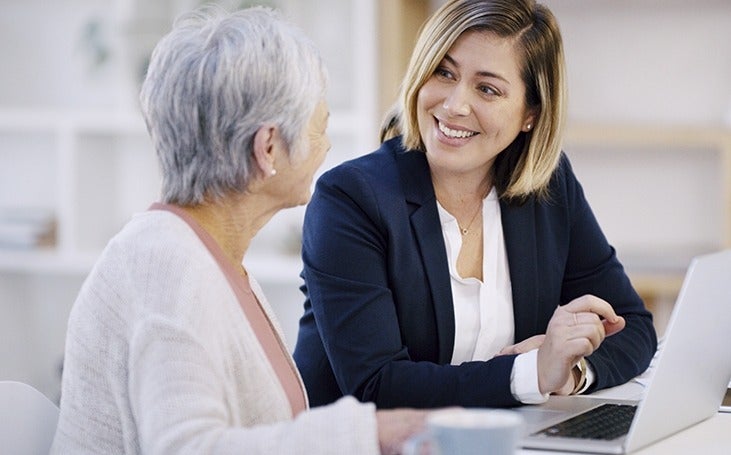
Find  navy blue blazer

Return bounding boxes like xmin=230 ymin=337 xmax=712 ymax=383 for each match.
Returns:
xmin=293 ymin=137 xmax=657 ymax=409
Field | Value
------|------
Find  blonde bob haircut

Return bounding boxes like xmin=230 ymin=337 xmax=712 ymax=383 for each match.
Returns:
xmin=381 ymin=0 xmax=567 ymax=201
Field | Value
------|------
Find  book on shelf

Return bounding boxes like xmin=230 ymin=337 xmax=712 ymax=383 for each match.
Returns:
xmin=0 ymin=207 xmax=56 ymax=249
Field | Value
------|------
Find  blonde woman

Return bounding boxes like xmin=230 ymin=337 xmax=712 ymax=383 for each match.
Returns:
xmin=51 ymin=7 xmax=425 ymax=454
xmin=295 ymin=0 xmax=656 ymax=409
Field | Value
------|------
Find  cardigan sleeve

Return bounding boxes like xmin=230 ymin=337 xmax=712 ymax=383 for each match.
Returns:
xmin=128 ymin=316 xmax=380 ymax=455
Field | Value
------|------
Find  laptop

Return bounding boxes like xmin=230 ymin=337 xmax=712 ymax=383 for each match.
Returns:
xmin=720 ymin=383 xmax=731 ymax=413
xmin=518 ymin=249 xmax=731 ymax=454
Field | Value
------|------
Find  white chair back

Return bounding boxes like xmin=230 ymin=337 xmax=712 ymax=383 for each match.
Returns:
xmin=0 ymin=381 xmax=59 ymax=455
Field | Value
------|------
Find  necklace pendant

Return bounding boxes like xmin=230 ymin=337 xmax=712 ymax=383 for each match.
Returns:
xmin=461 ymin=228 xmax=469 ymax=235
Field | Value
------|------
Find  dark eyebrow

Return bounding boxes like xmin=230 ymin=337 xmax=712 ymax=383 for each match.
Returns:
xmin=443 ymin=53 xmax=511 ymax=85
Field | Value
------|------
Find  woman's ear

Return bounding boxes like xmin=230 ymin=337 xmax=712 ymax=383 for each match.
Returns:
xmin=252 ymin=124 xmax=279 ymax=177
xmin=522 ymin=108 xmax=539 ymax=132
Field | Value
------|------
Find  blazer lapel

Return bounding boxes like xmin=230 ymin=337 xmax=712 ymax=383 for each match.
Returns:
xmin=395 ymin=148 xmax=456 ymax=363
xmin=500 ymin=198 xmax=540 ymax=342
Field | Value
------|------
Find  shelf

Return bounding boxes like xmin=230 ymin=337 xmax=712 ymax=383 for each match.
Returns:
xmin=630 ymin=272 xmax=685 ymax=300
xmin=564 ymin=123 xmax=731 ymax=150
xmin=564 ymin=123 xmax=731 ymax=250
xmin=622 ymin=248 xmax=698 ymax=303
xmin=0 ymin=107 xmax=368 ymax=137
xmin=0 ymin=248 xmax=305 ymax=286
xmin=0 ymin=103 xmax=376 ymax=268
xmin=0 ymin=248 xmax=98 ymax=275
xmin=0 ymin=108 xmax=148 ymax=134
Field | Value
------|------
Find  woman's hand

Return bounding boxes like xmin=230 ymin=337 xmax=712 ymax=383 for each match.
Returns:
xmin=376 ymin=409 xmax=429 ymax=455
xmin=497 ymin=334 xmax=546 ymax=356
xmin=536 ymin=295 xmax=625 ymax=395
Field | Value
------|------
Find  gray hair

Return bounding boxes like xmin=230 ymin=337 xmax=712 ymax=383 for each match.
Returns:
xmin=140 ymin=6 xmax=327 ymax=205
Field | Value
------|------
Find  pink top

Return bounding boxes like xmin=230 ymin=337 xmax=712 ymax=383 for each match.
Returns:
xmin=149 ymin=203 xmax=307 ymax=416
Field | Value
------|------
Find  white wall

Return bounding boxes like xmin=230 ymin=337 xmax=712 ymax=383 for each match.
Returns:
xmin=0 ymin=0 xmax=140 ymax=110
xmin=542 ymin=0 xmax=731 ymax=125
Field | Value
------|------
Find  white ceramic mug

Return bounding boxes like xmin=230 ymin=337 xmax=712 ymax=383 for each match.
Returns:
xmin=402 ymin=408 xmax=524 ymax=455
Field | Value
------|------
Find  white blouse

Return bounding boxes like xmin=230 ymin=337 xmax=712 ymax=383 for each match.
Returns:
xmin=436 ymin=187 xmax=515 ymax=364
xmin=437 ymin=188 xmax=549 ymax=403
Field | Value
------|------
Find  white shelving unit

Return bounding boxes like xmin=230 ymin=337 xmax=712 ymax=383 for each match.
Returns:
xmin=563 ymin=123 xmax=731 ymax=310
xmin=0 ymin=108 xmax=157 ymax=262
xmin=542 ymin=0 xmax=731 ymax=333
xmin=0 ymin=0 xmax=377 ymax=400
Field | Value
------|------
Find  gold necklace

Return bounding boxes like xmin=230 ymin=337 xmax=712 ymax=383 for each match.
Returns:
xmin=459 ymin=200 xmax=482 ymax=236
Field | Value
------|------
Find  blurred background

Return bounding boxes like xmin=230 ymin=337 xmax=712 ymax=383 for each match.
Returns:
xmin=1 ymin=0 xmax=729 ymax=403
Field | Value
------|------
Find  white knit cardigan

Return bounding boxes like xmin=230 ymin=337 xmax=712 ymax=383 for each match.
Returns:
xmin=51 ymin=210 xmax=379 ymax=454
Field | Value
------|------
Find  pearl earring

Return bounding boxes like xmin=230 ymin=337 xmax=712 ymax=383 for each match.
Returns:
xmin=270 ymin=168 xmax=277 ymax=176
xmin=526 ymin=124 xmax=532 ymax=130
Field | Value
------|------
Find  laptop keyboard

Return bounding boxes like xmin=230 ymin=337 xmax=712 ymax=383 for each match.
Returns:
xmin=535 ymin=404 xmax=638 ymax=440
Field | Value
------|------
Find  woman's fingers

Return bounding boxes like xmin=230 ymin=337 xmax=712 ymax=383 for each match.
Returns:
xmin=562 ymin=294 xmax=621 ymax=325
xmin=565 ymin=323 xmax=605 ymax=353
xmin=560 ymin=295 xmax=626 ymax=340
xmin=497 ymin=334 xmax=546 ymax=356
xmin=602 ymin=315 xmax=626 ymax=337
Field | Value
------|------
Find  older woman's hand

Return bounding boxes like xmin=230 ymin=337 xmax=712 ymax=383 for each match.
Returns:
xmin=536 ymin=295 xmax=625 ymax=395
xmin=376 ymin=409 xmax=429 ymax=455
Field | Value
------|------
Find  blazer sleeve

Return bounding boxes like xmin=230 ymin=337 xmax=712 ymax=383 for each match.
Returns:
xmin=556 ymin=156 xmax=658 ymax=391
xmin=299 ymin=162 xmax=521 ymax=409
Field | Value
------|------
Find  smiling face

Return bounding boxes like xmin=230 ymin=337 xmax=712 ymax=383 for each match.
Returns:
xmin=416 ymin=30 xmax=536 ymax=178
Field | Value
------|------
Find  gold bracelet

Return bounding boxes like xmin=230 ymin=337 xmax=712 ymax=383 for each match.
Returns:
xmin=570 ymin=358 xmax=588 ymax=395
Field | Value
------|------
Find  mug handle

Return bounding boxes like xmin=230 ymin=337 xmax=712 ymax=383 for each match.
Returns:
xmin=402 ymin=431 xmax=438 ymax=455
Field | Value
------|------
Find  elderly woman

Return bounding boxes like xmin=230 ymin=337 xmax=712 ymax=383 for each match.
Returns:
xmin=51 ymin=7 xmax=424 ymax=454
xmin=294 ymin=0 xmax=657 ymax=409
